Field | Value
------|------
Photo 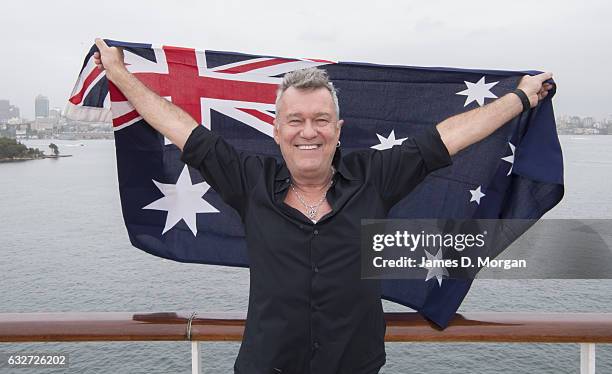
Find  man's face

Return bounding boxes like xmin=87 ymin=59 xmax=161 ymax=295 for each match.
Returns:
xmin=274 ymin=87 xmax=344 ymax=179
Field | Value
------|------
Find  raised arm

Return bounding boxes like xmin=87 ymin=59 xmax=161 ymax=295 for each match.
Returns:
xmin=93 ymin=38 xmax=197 ymax=151
xmin=436 ymin=72 xmax=554 ymax=156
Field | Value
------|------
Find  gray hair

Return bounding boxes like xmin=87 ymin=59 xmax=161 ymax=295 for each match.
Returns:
xmin=275 ymin=67 xmax=340 ymax=120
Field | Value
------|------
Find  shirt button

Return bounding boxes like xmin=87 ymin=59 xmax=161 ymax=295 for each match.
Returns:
xmin=313 ymin=265 xmax=319 ymax=273
xmin=313 ymin=341 xmax=320 ymax=350
xmin=313 ymin=229 xmax=319 ymax=235
xmin=285 ymin=178 xmax=290 ymax=183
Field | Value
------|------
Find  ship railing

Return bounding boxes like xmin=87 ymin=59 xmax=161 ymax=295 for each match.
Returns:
xmin=1 ymin=311 xmax=611 ymax=374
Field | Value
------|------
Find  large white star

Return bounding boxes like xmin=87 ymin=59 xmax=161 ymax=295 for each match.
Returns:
xmin=469 ymin=185 xmax=486 ymax=205
xmin=421 ymin=247 xmax=450 ymax=287
xmin=501 ymin=142 xmax=516 ymax=176
xmin=143 ymin=165 xmax=219 ymax=236
xmin=456 ymin=76 xmax=499 ymax=107
xmin=371 ymin=130 xmax=408 ymax=150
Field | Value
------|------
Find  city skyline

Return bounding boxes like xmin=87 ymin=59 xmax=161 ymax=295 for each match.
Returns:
xmin=1 ymin=0 xmax=610 ymax=119
xmin=2 ymin=92 xmax=611 ymax=123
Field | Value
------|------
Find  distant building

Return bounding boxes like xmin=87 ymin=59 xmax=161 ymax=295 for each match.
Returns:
xmin=49 ymin=107 xmax=61 ymax=119
xmin=0 ymin=124 xmax=16 ymax=139
xmin=15 ymin=125 xmax=27 ymax=139
xmin=48 ymin=107 xmax=62 ymax=126
xmin=9 ymin=105 xmax=20 ymax=120
xmin=32 ymin=117 xmax=55 ymax=131
xmin=594 ymin=122 xmax=609 ymax=134
xmin=555 ymin=116 xmax=569 ymax=129
xmin=0 ymin=100 xmax=9 ymax=122
xmin=7 ymin=117 xmax=24 ymax=125
xmin=35 ymin=94 xmax=49 ymax=118
xmin=569 ymin=116 xmax=581 ymax=128
xmin=582 ymin=117 xmax=595 ymax=128
xmin=0 ymin=123 xmax=32 ymax=139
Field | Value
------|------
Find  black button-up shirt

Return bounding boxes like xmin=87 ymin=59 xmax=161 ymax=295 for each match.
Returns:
xmin=181 ymin=125 xmax=452 ymax=374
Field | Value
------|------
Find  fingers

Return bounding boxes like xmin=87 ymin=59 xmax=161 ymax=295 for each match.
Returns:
xmin=536 ymin=71 xmax=553 ymax=83
xmin=535 ymin=77 xmax=554 ymax=101
xmin=515 ymin=71 xmax=554 ymax=108
xmin=538 ymin=83 xmax=553 ymax=95
xmin=93 ymin=50 xmax=103 ymax=70
xmin=92 ymin=38 xmax=128 ymax=77
xmin=94 ymin=38 xmax=109 ymax=51
xmin=93 ymin=39 xmax=107 ymax=70
xmin=538 ymin=90 xmax=549 ymax=100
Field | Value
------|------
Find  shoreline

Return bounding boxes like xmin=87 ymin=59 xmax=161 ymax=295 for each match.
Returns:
xmin=0 ymin=155 xmax=73 ymax=162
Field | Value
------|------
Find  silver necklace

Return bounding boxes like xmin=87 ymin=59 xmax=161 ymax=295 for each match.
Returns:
xmin=290 ymin=169 xmax=334 ymax=220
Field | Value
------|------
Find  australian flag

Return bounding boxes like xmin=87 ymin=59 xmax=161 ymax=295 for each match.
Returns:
xmin=65 ymin=39 xmax=564 ymax=328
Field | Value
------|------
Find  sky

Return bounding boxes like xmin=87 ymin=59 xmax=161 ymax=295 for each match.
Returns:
xmin=1 ymin=0 xmax=610 ymax=120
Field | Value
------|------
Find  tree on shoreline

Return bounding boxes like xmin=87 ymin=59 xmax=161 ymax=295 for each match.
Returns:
xmin=49 ymin=143 xmax=59 ymax=156
xmin=0 ymin=137 xmax=44 ymax=160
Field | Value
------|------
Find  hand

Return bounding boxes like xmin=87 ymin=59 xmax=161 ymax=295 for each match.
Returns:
xmin=93 ymin=38 xmax=126 ymax=80
xmin=517 ymin=72 xmax=554 ymax=108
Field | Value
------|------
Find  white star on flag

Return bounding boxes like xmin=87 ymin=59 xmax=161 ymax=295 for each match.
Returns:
xmin=456 ymin=76 xmax=499 ymax=107
xmin=422 ymin=247 xmax=450 ymax=287
xmin=501 ymin=142 xmax=516 ymax=176
xmin=143 ymin=165 xmax=219 ymax=236
xmin=371 ymin=130 xmax=408 ymax=150
xmin=469 ymin=185 xmax=486 ymax=205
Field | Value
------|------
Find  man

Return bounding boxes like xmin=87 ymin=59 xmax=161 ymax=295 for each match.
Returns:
xmin=93 ymin=38 xmax=553 ymax=373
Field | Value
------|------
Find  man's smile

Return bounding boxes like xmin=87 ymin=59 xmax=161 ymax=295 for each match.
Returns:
xmin=295 ymin=144 xmax=322 ymax=150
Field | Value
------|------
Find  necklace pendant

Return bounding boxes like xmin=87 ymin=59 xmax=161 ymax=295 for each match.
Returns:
xmin=306 ymin=207 xmax=317 ymax=219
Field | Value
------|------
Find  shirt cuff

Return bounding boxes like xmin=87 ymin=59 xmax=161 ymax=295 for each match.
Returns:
xmin=180 ymin=125 xmax=220 ymax=167
xmin=413 ymin=126 xmax=453 ymax=172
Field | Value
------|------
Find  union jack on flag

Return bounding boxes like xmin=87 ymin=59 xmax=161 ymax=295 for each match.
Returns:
xmin=66 ymin=39 xmax=563 ymax=328
xmin=67 ymin=40 xmax=334 ymax=136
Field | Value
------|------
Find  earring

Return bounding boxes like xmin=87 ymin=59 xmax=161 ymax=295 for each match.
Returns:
xmin=336 ymin=141 xmax=341 ymax=148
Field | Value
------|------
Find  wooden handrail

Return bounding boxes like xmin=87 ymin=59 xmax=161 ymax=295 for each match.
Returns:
xmin=1 ymin=312 xmax=611 ymax=343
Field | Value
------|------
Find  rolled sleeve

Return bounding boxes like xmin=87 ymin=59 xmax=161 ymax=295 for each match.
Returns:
xmin=180 ymin=125 xmax=220 ymax=168
xmin=179 ymin=125 xmax=262 ymax=217
xmin=370 ymin=125 xmax=453 ymax=209
xmin=413 ymin=126 xmax=453 ymax=173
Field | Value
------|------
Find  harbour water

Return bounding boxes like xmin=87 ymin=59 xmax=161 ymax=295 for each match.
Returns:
xmin=1 ymin=136 xmax=611 ymax=373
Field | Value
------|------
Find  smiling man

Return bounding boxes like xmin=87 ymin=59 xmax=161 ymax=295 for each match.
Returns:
xmin=273 ymin=75 xmax=345 ymax=223
xmin=93 ymin=38 xmax=553 ymax=374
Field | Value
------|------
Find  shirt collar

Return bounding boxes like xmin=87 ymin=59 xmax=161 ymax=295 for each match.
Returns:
xmin=274 ymin=146 xmax=359 ymax=184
